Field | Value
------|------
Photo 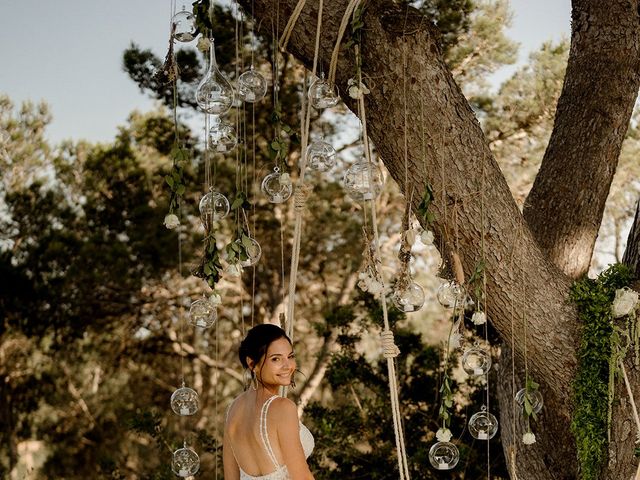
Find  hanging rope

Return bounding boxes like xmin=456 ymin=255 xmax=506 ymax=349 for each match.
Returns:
xmin=328 ymin=0 xmax=362 ymax=86
xmin=284 ymin=0 xmax=323 ymax=341
xmin=279 ymin=0 xmax=307 ymax=51
xmin=354 ymin=41 xmax=411 ymax=480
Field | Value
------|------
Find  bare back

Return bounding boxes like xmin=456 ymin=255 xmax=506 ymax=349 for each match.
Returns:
xmin=225 ymin=391 xmax=288 ymax=477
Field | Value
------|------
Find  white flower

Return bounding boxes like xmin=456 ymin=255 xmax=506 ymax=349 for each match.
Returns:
xmin=436 ymin=428 xmax=452 ymax=442
xmin=164 ymin=213 xmax=180 ymax=229
xmin=347 ymin=77 xmax=370 ymax=99
xmin=472 ymin=311 xmax=487 ymax=325
xmin=522 ymin=432 xmax=536 ymax=445
xmin=225 ymin=263 xmax=243 ymax=277
xmin=612 ymin=287 xmax=639 ymax=318
xmin=448 ymin=332 xmax=462 ymax=350
xmin=197 ymin=37 xmax=211 ymax=52
xmin=420 ymin=229 xmax=434 ymax=245
xmin=404 ymin=229 xmax=417 ymax=246
xmin=279 ymin=172 xmax=292 ymax=186
xmin=209 ymin=292 xmax=222 ymax=306
xmin=368 ymin=280 xmax=384 ymax=295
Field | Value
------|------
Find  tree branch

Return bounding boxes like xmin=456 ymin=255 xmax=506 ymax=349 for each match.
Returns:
xmin=523 ymin=0 xmax=640 ymax=278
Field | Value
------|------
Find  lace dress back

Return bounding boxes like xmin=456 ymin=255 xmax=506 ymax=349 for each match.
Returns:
xmin=232 ymin=395 xmax=314 ymax=480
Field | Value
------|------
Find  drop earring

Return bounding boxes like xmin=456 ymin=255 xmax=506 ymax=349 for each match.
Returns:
xmin=251 ymin=370 xmax=258 ymax=391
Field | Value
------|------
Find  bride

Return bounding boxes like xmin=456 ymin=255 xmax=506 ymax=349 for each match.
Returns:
xmin=224 ymin=323 xmax=315 ymax=480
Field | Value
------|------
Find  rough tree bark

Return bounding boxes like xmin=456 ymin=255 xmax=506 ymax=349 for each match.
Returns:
xmin=238 ymin=0 xmax=640 ymax=478
xmin=523 ymin=1 xmax=640 ymax=279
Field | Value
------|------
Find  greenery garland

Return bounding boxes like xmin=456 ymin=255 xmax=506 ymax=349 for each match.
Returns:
xmin=569 ymin=263 xmax=634 ymax=480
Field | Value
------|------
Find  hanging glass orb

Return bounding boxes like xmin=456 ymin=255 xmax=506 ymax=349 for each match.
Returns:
xmin=172 ymin=6 xmax=197 ymax=43
xmin=261 ymin=170 xmax=293 ymax=204
xmin=237 ymin=237 xmax=262 ymax=267
xmin=238 ymin=66 xmax=268 ymax=103
xmin=189 ymin=298 xmax=217 ymax=329
xmin=199 ymin=188 xmax=230 ymax=224
xmin=468 ymin=409 xmax=499 ymax=440
xmin=306 ymin=139 xmax=337 ymax=172
xmin=308 ymin=74 xmax=339 ymax=109
xmin=461 ymin=346 xmax=492 ymax=376
xmin=171 ymin=443 xmax=200 ymax=477
xmin=343 ymin=161 xmax=384 ymax=202
xmin=195 ymin=39 xmax=234 ymax=115
xmin=170 ymin=385 xmax=199 ymax=416
xmin=436 ymin=281 xmax=467 ymax=309
xmin=392 ymin=281 xmax=425 ymax=312
xmin=515 ymin=388 xmax=544 ymax=414
xmin=208 ymin=117 xmax=237 ymax=152
xmin=428 ymin=441 xmax=459 ymax=470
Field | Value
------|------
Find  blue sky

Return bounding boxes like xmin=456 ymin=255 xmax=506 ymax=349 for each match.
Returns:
xmin=0 ymin=0 xmax=570 ymax=144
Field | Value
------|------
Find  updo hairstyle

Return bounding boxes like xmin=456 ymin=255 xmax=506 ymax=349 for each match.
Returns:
xmin=239 ymin=323 xmax=292 ymax=370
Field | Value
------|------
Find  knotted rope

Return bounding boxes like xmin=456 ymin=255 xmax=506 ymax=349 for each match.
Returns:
xmin=354 ymin=38 xmax=411 ymax=479
xmin=381 ymin=330 xmax=401 ymax=358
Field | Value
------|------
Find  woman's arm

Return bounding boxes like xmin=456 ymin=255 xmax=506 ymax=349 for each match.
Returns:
xmin=273 ymin=398 xmax=315 ymax=480
xmin=223 ymin=428 xmax=241 ymax=480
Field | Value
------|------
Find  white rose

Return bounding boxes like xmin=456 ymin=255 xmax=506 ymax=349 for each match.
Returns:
xmin=348 ymin=85 xmax=362 ymax=99
xmin=404 ymin=229 xmax=417 ymax=246
xmin=225 ymin=263 xmax=243 ymax=277
xmin=436 ymin=428 xmax=452 ymax=442
xmin=279 ymin=172 xmax=292 ymax=186
xmin=164 ymin=213 xmax=180 ymax=229
xmin=472 ymin=311 xmax=487 ymax=325
xmin=368 ymin=280 xmax=384 ymax=295
xmin=197 ymin=37 xmax=211 ymax=52
xmin=522 ymin=432 xmax=536 ymax=445
xmin=448 ymin=332 xmax=462 ymax=350
xmin=612 ymin=287 xmax=639 ymax=318
xmin=209 ymin=292 xmax=222 ymax=306
xmin=421 ymin=229 xmax=434 ymax=245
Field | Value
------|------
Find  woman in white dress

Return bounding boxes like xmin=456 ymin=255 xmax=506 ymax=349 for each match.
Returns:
xmin=224 ymin=324 xmax=315 ymax=480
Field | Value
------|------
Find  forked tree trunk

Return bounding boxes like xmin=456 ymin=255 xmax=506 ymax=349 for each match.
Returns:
xmin=240 ymin=0 xmax=640 ymax=478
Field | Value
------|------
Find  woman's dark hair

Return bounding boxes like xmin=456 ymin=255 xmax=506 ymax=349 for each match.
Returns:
xmin=238 ymin=323 xmax=292 ymax=370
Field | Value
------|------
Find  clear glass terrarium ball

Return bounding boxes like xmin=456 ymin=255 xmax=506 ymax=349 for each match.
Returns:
xmin=343 ymin=161 xmax=384 ymax=202
xmin=237 ymin=237 xmax=262 ymax=267
xmin=189 ymin=298 xmax=217 ymax=329
xmin=461 ymin=346 xmax=492 ymax=376
xmin=261 ymin=171 xmax=293 ymax=204
xmin=170 ymin=385 xmax=199 ymax=416
xmin=172 ymin=7 xmax=197 ymax=43
xmin=515 ymin=388 xmax=544 ymax=414
xmin=306 ymin=140 xmax=337 ymax=172
xmin=199 ymin=189 xmax=230 ymax=223
xmin=238 ymin=67 xmax=267 ymax=103
xmin=436 ymin=281 xmax=467 ymax=309
xmin=428 ymin=441 xmax=459 ymax=470
xmin=208 ymin=118 xmax=237 ymax=152
xmin=468 ymin=410 xmax=499 ymax=440
xmin=171 ymin=444 xmax=200 ymax=477
xmin=308 ymin=75 xmax=339 ymax=109
xmin=392 ymin=281 xmax=425 ymax=312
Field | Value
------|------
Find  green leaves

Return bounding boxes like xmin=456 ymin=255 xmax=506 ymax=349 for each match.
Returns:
xmin=417 ymin=183 xmax=436 ymax=227
xmin=166 ymin=145 xmax=189 ymax=212
xmin=570 ymin=263 xmax=635 ymax=480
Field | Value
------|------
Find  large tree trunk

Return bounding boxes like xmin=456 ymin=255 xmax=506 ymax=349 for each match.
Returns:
xmin=523 ymin=0 xmax=640 ymax=279
xmin=239 ymin=0 xmax=640 ymax=478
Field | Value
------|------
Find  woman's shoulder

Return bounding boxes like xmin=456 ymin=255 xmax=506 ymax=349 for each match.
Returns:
xmin=267 ymin=396 xmax=298 ymax=421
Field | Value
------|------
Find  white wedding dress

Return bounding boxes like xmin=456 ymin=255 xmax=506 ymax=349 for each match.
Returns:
xmin=229 ymin=395 xmax=315 ymax=480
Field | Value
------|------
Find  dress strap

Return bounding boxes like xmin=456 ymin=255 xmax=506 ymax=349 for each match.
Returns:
xmin=259 ymin=395 xmax=280 ymax=469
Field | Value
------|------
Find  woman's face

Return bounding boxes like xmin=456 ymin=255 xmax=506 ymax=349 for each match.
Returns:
xmin=254 ymin=337 xmax=296 ymax=388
